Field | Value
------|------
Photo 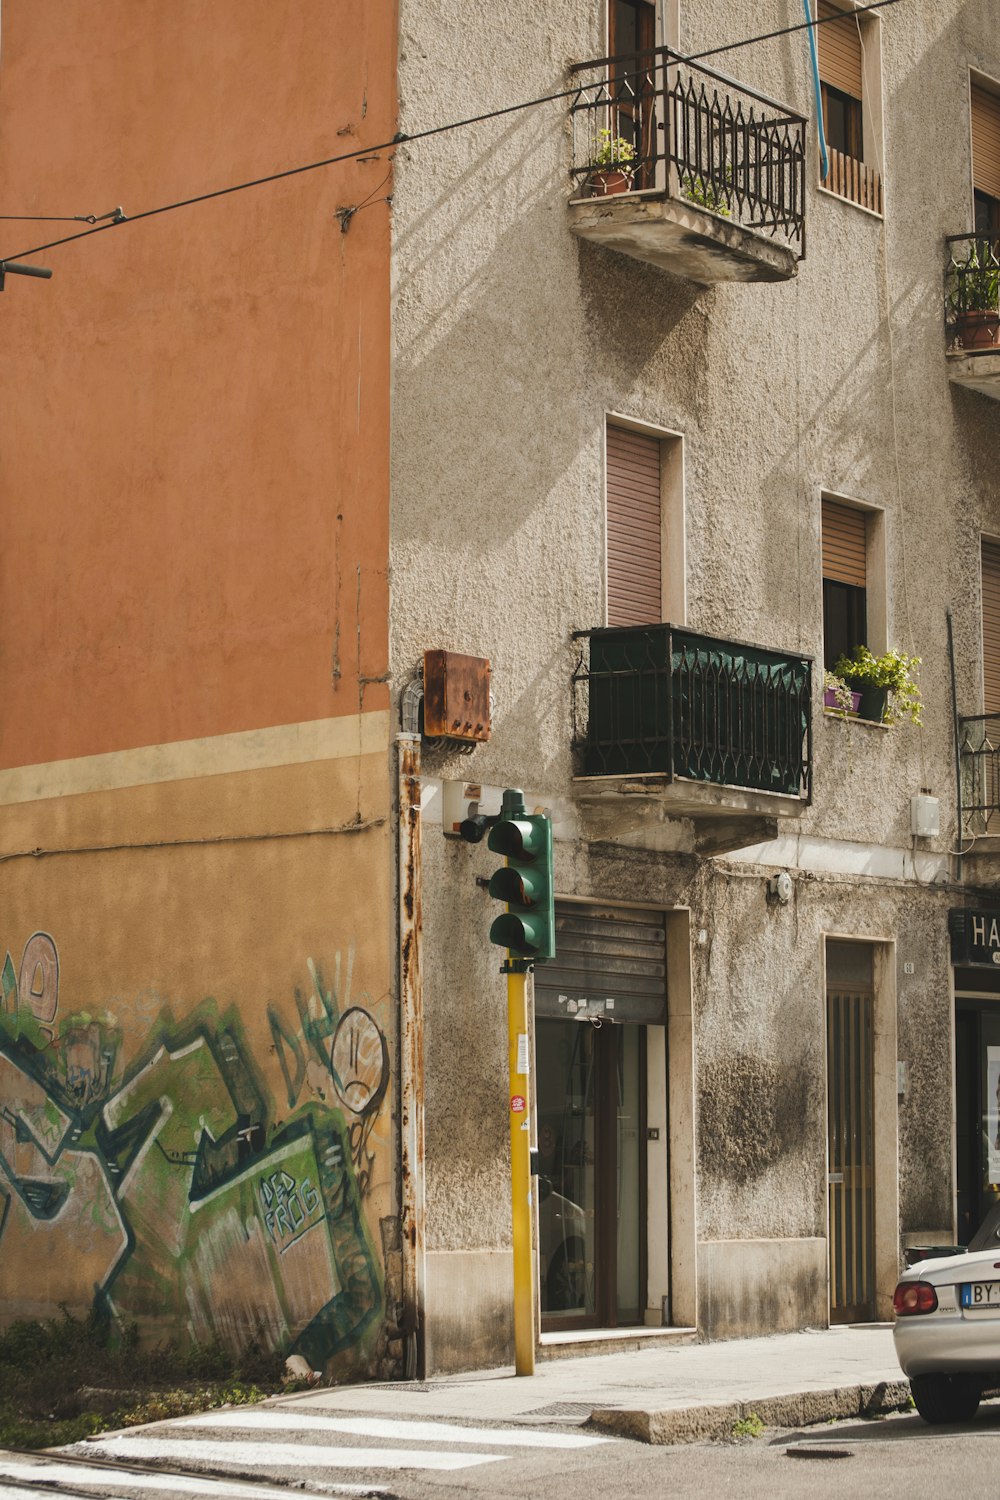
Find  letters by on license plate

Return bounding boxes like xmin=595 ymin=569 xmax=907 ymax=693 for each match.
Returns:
xmin=961 ymin=1281 xmax=1000 ymax=1308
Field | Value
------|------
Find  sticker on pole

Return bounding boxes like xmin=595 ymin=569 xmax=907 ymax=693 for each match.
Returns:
xmin=517 ymin=1033 xmax=530 ymax=1075
xmin=510 ymin=1094 xmax=526 ymax=1114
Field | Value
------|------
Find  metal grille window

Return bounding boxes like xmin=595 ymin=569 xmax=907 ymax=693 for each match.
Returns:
xmin=826 ymin=940 xmax=875 ymax=1325
xmin=606 ymin=425 xmax=662 ymax=628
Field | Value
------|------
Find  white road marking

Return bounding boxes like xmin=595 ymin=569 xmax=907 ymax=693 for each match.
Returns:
xmin=0 ymin=1456 xmax=340 ymax=1498
xmin=86 ymin=1435 xmax=505 ymax=1471
xmin=178 ymin=1409 xmax=610 ymax=1448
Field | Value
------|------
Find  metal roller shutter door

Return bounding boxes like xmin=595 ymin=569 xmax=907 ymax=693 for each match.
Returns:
xmin=534 ymin=902 xmax=667 ymax=1026
xmin=818 ymin=2 xmax=863 ymax=100
xmin=822 ymin=499 xmax=867 ymax=587
xmin=972 ymin=84 xmax=1000 ymax=202
xmin=982 ymin=538 xmax=1000 ymax=714
xmin=606 ymin=424 xmax=661 ymax=628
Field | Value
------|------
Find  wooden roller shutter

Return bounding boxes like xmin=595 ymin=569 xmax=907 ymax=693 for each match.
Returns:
xmin=982 ymin=539 xmax=1000 ymax=714
xmin=818 ymin=2 xmax=863 ymax=100
xmin=822 ymin=499 xmax=867 ymax=587
xmin=606 ymin=424 xmax=662 ymax=627
xmin=972 ymin=84 xmax=1000 ymax=202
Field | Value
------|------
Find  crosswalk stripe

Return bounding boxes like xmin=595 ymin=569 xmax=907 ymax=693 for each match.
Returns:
xmin=85 ymin=1436 xmax=506 ymax=1472
xmin=0 ymin=1456 xmax=332 ymax=1499
xmin=178 ymin=1409 xmax=610 ymax=1448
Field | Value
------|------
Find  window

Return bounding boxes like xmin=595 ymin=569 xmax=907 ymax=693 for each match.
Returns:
xmin=971 ymin=80 xmax=1000 ymax=237
xmin=981 ymin=537 xmax=1000 ymax=714
xmin=822 ymin=499 xmax=867 ymax=670
xmin=605 ymin=420 xmax=684 ymax=628
xmin=817 ymin=1 xmax=883 ymax=213
xmin=608 ymin=0 xmax=657 ymax=190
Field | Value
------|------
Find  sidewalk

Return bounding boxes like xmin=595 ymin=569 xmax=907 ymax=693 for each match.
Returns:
xmin=280 ymin=1325 xmax=909 ymax=1445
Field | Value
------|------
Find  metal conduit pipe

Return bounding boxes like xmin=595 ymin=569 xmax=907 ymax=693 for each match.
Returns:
xmin=397 ymin=675 xmax=426 ymax=1378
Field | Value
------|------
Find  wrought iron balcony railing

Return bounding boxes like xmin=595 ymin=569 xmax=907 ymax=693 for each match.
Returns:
xmin=568 ymin=47 xmax=807 ymax=255
xmin=946 ymin=234 xmax=1000 ymax=353
xmin=572 ymin=625 xmax=812 ymax=799
xmin=960 ymin=715 xmax=1000 ymax=835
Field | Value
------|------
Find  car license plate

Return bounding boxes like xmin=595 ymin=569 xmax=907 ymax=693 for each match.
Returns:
xmin=961 ymin=1281 xmax=1000 ymax=1308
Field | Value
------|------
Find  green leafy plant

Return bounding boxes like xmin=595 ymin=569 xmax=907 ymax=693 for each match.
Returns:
xmin=833 ymin=646 xmax=922 ymax=726
xmin=948 ymin=240 xmax=1000 ymax=317
xmin=823 ymin=670 xmax=857 ymax=715
xmin=731 ymin=1411 xmax=765 ymax=1439
xmin=590 ymin=128 xmax=636 ymax=173
xmin=682 ymin=166 xmax=732 ymax=217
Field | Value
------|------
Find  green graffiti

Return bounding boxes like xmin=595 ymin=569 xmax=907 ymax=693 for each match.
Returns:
xmin=0 ymin=934 xmax=387 ymax=1369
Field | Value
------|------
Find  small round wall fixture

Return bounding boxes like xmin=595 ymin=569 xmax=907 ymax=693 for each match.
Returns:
xmin=768 ymin=871 xmax=793 ymax=905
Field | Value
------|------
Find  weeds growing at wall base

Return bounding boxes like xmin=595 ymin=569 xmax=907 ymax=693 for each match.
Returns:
xmin=0 ymin=1308 xmax=286 ymax=1450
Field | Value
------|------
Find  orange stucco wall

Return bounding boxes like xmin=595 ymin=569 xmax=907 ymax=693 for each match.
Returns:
xmin=0 ymin=0 xmax=393 ymax=767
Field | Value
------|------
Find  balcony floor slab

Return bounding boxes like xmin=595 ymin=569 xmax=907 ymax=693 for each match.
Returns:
xmin=568 ymin=192 xmax=799 ymax=285
xmin=947 ymin=349 xmax=1000 ymax=400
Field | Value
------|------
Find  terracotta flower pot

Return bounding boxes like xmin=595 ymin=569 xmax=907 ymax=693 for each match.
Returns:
xmin=956 ymin=309 xmax=1000 ymax=350
xmin=589 ymin=169 xmax=633 ymax=198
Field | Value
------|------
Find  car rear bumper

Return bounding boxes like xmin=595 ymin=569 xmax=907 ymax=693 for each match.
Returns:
xmin=895 ymin=1312 xmax=1000 ymax=1377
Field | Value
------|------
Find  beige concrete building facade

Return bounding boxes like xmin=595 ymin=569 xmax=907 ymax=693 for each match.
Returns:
xmin=390 ymin=0 xmax=1000 ymax=1371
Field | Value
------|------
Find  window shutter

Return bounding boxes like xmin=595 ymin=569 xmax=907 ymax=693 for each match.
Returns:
xmin=818 ymin=2 xmax=863 ymax=101
xmin=972 ymin=84 xmax=1000 ymax=202
xmin=982 ymin=539 xmax=1000 ymax=714
xmin=822 ymin=499 xmax=866 ymax=588
xmin=606 ymin=424 xmax=662 ymax=627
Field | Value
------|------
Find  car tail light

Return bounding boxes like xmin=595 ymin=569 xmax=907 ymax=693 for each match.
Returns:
xmin=893 ymin=1280 xmax=939 ymax=1315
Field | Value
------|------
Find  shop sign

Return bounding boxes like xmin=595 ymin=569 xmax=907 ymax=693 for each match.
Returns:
xmin=950 ymin=907 xmax=1000 ymax=966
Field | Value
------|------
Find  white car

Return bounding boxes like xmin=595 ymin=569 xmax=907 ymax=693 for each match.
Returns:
xmin=893 ymin=1203 xmax=1000 ymax=1423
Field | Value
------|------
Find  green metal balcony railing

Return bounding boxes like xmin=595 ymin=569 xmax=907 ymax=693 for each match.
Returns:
xmin=572 ymin=624 xmax=812 ymax=799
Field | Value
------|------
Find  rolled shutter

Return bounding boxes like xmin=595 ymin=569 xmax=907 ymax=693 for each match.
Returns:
xmin=606 ymin=424 xmax=662 ymax=627
xmin=818 ymin=2 xmax=863 ymax=101
xmin=982 ymin=539 xmax=1000 ymax=714
xmin=822 ymin=499 xmax=867 ymax=587
xmin=534 ymin=902 xmax=667 ymax=1025
xmin=972 ymin=84 xmax=1000 ymax=202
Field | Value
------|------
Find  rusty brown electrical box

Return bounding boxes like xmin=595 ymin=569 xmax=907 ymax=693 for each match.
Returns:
xmin=423 ymin=650 xmax=491 ymax=742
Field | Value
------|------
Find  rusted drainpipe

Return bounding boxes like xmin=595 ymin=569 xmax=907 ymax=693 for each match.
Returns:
xmin=397 ymin=683 xmax=426 ymax=1378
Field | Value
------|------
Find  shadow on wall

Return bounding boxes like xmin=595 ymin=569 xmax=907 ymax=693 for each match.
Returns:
xmin=0 ymin=932 xmax=389 ymax=1372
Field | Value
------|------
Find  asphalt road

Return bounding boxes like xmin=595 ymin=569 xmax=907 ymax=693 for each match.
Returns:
xmin=3 ymin=1401 xmax=1000 ymax=1499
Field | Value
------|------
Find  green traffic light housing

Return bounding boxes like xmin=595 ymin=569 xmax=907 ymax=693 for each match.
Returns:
xmin=486 ymin=790 xmax=555 ymax=963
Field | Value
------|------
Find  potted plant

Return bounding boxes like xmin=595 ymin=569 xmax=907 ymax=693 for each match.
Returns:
xmin=949 ymin=240 xmax=1000 ymax=350
xmin=588 ymin=129 xmax=636 ymax=197
xmin=823 ymin=670 xmax=861 ymax=716
xmin=832 ymin=647 xmax=922 ymax=726
xmin=682 ymin=166 xmax=733 ymax=218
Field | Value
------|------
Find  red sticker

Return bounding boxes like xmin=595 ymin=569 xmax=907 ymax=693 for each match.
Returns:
xmin=510 ymin=1094 xmax=526 ymax=1114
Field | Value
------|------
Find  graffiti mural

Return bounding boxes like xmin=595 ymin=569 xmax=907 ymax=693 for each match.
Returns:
xmin=0 ymin=932 xmax=389 ymax=1369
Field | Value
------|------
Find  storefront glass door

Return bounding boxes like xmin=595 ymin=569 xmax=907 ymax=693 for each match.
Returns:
xmin=536 ymin=1018 xmax=644 ymax=1329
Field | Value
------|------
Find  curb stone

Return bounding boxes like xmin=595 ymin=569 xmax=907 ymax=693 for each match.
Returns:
xmin=587 ymin=1379 xmax=911 ymax=1445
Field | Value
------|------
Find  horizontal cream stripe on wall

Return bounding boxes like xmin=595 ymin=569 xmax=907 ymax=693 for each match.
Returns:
xmin=0 ymin=710 xmax=390 ymax=808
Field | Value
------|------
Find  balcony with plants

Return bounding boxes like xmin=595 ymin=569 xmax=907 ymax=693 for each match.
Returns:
xmin=571 ymin=624 xmax=812 ymax=854
xmin=945 ymin=234 xmax=1000 ymax=400
xmin=567 ymin=47 xmax=807 ymax=285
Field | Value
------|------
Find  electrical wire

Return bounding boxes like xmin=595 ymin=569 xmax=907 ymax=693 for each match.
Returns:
xmin=1 ymin=0 xmax=909 ymax=267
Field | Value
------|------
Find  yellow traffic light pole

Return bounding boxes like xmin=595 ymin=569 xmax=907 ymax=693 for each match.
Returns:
xmin=506 ymin=957 xmax=536 ymax=1376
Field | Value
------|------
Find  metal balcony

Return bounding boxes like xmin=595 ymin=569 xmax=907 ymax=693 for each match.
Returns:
xmin=571 ymin=625 xmax=812 ymax=854
xmin=960 ymin=715 xmax=1000 ymax=838
xmin=945 ymin=235 xmax=1000 ymax=401
xmin=567 ymin=48 xmax=806 ymax=285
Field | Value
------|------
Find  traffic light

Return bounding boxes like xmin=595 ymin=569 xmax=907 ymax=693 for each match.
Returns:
xmin=487 ymin=790 xmax=555 ymax=963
